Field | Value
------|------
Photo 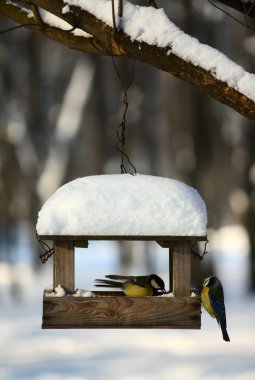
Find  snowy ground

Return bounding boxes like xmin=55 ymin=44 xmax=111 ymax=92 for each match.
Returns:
xmin=1 ymin=231 xmax=255 ymax=380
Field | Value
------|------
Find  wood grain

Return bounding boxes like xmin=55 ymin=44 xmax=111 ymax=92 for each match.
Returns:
xmin=74 ymin=240 xmax=88 ymax=248
xmin=42 ymin=292 xmax=201 ymax=329
xmin=170 ymin=241 xmax=191 ymax=296
xmin=53 ymin=240 xmax=75 ymax=293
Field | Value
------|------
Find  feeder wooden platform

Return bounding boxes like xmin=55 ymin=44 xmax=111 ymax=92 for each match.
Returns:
xmin=43 ymin=292 xmax=201 ymax=329
xmin=39 ymin=236 xmax=205 ymax=329
xmin=42 ymin=292 xmax=201 ymax=329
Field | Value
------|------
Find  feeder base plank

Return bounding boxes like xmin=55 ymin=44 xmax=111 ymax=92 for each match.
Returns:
xmin=42 ymin=293 xmax=201 ymax=329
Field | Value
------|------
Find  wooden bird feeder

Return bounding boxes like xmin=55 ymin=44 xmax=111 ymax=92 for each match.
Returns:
xmin=36 ymin=174 xmax=207 ymax=329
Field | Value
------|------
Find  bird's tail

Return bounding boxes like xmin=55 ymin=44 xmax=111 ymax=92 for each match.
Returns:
xmin=219 ymin=319 xmax=230 ymax=342
xmin=106 ymin=274 xmax=133 ymax=280
xmin=94 ymin=279 xmax=124 ymax=288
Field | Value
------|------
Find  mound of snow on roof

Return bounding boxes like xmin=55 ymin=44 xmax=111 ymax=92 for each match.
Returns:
xmin=36 ymin=174 xmax=207 ymax=237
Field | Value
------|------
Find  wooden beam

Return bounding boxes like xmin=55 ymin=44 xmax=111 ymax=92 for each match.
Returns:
xmin=74 ymin=240 xmax=89 ymax=248
xmin=37 ymin=234 xmax=207 ymax=242
xmin=157 ymin=240 xmax=173 ymax=248
xmin=42 ymin=292 xmax=201 ymax=329
xmin=170 ymin=241 xmax=191 ymax=296
xmin=53 ymin=240 xmax=75 ymax=293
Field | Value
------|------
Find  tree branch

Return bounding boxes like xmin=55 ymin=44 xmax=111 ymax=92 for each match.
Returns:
xmin=211 ymin=0 xmax=255 ymax=19
xmin=0 ymin=1 xmax=100 ymax=53
xmin=0 ymin=0 xmax=255 ymax=122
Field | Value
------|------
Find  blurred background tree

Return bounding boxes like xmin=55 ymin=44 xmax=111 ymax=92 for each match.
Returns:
xmin=0 ymin=0 xmax=254 ymax=297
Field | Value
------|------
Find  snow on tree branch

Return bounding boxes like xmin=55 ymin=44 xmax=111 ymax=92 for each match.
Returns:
xmin=0 ymin=0 xmax=255 ymax=122
xmin=0 ymin=1 xmax=99 ymax=53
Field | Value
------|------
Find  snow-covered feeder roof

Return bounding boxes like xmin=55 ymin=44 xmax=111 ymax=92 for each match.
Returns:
xmin=36 ymin=174 xmax=207 ymax=239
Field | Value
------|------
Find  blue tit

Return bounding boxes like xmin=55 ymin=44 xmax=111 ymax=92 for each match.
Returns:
xmin=201 ymin=276 xmax=230 ymax=342
xmin=95 ymin=274 xmax=166 ymax=296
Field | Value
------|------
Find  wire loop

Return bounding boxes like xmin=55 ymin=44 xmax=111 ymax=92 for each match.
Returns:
xmin=191 ymin=239 xmax=209 ymax=261
xmin=39 ymin=240 xmax=54 ymax=263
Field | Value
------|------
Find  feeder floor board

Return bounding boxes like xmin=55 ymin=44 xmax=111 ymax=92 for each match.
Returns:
xmin=42 ymin=291 xmax=201 ymax=329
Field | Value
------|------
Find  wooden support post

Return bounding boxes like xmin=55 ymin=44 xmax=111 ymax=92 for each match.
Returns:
xmin=170 ymin=241 xmax=191 ymax=296
xmin=53 ymin=240 xmax=75 ymax=293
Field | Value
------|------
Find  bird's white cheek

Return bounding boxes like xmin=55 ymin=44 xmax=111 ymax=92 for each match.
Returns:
xmin=151 ymin=279 xmax=160 ymax=289
xmin=203 ymin=277 xmax=210 ymax=287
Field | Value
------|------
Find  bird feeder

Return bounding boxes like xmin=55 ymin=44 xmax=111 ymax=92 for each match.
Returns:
xmin=36 ymin=174 xmax=207 ymax=329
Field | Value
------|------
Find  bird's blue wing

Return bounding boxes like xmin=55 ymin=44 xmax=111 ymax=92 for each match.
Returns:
xmin=209 ymin=288 xmax=230 ymax=341
xmin=208 ymin=290 xmax=226 ymax=323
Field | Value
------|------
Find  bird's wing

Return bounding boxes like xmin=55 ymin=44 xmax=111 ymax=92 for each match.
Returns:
xmin=106 ymin=274 xmax=134 ymax=280
xmin=209 ymin=288 xmax=230 ymax=342
xmin=209 ymin=289 xmax=226 ymax=324
xmin=106 ymin=275 xmax=149 ymax=288
xmin=94 ymin=279 xmax=124 ymax=288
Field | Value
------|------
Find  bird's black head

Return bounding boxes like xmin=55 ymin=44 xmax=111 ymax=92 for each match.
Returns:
xmin=149 ymin=274 xmax=166 ymax=293
xmin=203 ymin=276 xmax=222 ymax=288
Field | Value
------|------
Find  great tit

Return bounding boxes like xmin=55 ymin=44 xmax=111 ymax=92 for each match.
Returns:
xmin=95 ymin=274 xmax=166 ymax=296
xmin=201 ymin=276 xmax=230 ymax=342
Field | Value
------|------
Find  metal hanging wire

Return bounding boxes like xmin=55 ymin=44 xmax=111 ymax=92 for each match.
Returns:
xmin=111 ymin=1 xmax=137 ymax=175
xmin=39 ymin=240 xmax=54 ymax=263
xmin=111 ymin=57 xmax=137 ymax=175
xmin=111 ymin=0 xmax=123 ymax=31
xmin=191 ymin=239 xmax=209 ymax=261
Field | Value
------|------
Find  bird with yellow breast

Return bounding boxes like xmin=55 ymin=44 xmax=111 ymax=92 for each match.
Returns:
xmin=201 ymin=276 xmax=230 ymax=342
xmin=95 ymin=274 xmax=166 ymax=296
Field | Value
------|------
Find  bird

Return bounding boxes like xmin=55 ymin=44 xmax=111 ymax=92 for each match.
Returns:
xmin=95 ymin=274 xmax=166 ymax=296
xmin=201 ymin=276 xmax=230 ymax=342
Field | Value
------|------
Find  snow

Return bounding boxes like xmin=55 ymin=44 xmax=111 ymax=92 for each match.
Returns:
xmin=62 ymin=0 xmax=255 ymax=102
xmin=8 ymin=2 xmax=91 ymax=38
xmin=7 ymin=1 xmax=33 ymax=18
xmin=160 ymin=292 xmax=175 ymax=297
xmin=44 ymin=285 xmax=95 ymax=297
xmin=39 ymin=8 xmax=91 ymax=38
xmin=73 ymin=289 xmax=95 ymax=297
xmin=45 ymin=284 xmax=66 ymax=297
xmin=36 ymin=174 xmax=207 ymax=237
